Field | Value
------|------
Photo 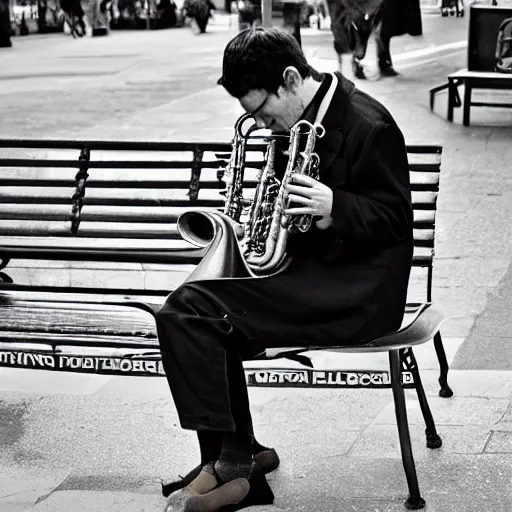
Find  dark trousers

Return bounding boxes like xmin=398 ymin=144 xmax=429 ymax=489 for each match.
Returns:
xmin=156 ymin=283 xmax=261 ymax=433
xmin=155 ymin=254 xmax=401 ymax=432
xmin=376 ymin=27 xmax=393 ymax=69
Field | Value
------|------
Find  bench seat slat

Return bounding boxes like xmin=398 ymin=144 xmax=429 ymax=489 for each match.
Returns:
xmin=0 ymin=301 xmax=157 ymax=340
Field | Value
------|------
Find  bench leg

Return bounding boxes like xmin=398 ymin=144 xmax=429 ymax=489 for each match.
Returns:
xmin=403 ymin=349 xmax=442 ymax=449
xmin=463 ymin=84 xmax=472 ymax=127
xmin=433 ymin=331 xmax=453 ymax=397
xmin=447 ymin=79 xmax=455 ymax=122
xmin=429 ymin=82 xmax=449 ymax=112
xmin=389 ymin=349 xmax=425 ymax=510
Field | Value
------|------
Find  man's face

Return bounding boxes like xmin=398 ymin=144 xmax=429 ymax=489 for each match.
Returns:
xmin=238 ymin=83 xmax=304 ymax=133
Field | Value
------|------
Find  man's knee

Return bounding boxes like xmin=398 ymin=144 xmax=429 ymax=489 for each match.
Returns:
xmin=157 ymin=283 xmax=222 ymax=321
xmin=156 ymin=284 xmax=195 ymax=322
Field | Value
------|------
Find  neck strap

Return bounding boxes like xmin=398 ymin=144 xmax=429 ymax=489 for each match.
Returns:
xmin=314 ymin=73 xmax=338 ymax=126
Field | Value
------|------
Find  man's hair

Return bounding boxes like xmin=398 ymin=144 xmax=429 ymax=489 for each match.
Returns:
xmin=217 ymin=28 xmax=314 ymax=98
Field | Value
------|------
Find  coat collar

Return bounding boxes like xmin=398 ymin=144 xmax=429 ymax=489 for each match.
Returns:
xmin=301 ymin=72 xmax=354 ymax=175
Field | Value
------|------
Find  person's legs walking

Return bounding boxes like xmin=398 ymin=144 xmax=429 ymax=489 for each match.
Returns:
xmin=376 ymin=27 xmax=398 ymax=76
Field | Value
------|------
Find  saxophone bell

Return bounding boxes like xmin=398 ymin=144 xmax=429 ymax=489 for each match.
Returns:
xmin=177 ymin=211 xmax=244 ymax=248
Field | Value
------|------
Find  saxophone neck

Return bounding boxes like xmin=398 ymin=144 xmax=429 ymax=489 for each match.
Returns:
xmin=223 ymin=114 xmax=258 ymax=220
xmin=261 ymin=139 xmax=276 ymax=178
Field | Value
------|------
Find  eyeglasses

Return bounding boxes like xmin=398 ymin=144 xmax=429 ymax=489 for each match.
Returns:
xmin=249 ymin=93 xmax=270 ymax=116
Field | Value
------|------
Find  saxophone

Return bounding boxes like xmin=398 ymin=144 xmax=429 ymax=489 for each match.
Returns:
xmin=177 ymin=114 xmax=325 ymax=282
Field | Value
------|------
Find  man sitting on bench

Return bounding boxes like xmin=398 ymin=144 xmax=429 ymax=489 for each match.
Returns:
xmin=157 ymin=27 xmax=414 ymax=512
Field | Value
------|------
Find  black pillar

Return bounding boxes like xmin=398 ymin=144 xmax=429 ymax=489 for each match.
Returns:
xmin=0 ymin=0 xmax=12 ymax=47
xmin=282 ymin=0 xmax=302 ymax=47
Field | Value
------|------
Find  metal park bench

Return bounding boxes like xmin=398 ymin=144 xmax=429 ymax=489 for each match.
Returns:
xmin=429 ymin=69 xmax=512 ymax=126
xmin=0 ymin=138 xmax=448 ymax=510
xmin=429 ymin=5 xmax=512 ymax=126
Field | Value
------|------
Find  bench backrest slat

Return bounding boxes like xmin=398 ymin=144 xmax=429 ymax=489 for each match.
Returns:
xmin=0 ymin=140 xmax=442 ymax=270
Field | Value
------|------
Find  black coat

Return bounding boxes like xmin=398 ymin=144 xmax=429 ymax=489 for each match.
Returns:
xmin=175 ymin=73 xmax=413 ymax=350
xmin=380 ymin=0 xmax=423 ymax=38
xmin=327 ymin=0 xmax=422 ymax=54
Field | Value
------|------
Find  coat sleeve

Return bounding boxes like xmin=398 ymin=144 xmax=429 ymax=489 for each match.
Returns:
xmin=328 ymin=122 xmax=413 ymax=243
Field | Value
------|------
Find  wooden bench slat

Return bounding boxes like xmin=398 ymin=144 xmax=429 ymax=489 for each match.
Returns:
xmin=0 ymin=139 xmax=440 ymax=154
xmin=0 ymin=236 xmax=194 ymax=249
xmin=0 ymin=159 xmax=227 ymax=169
xmin=0 ymin=187 xmax=225 ymax=200
xmin=413 ymin=210 xmax=435 ymax=224
xmin=0 ymin=189 xmax=437 ymax=205
xmin=413 ymin=228 xmax=434 ymax=240
xmin=0 ymin=139 xmax=234 ymax=151
xmin=408 ymin=163 xmax=441 ymax=173
xmin=0 ymin=221 xmax=73 ymax=237
xmin=0 ymin=177 xmax=437 ymax=192
xmin=0 ymin=245 xmax=205 ymax=264
xmin=411 ymin=191 xmax=438 ymax=207
xmin=78 ymin=222 xmax=180 ymax=239
xmin=0 ymin=204 xmax=71 ymax=220
xmin=412 ymin=247 xmax=434 ymax=266
xmin=0 ymin=221 xmax=184 ymax=239
xmin=410 ymin=173 xmax=439 ymax=185
xmin=0 ymin=179 xmax=224 ymax=190
xmin=81 ymin=205 xmax=218 ymax=223
xmin=0 ymin=166 xmax=261 ymax=181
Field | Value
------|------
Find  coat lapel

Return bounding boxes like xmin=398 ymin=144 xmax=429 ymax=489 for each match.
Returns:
xmin=316 ymin=127 xmax=344 ymax=177
xmin=299 ymin=72 xmax=354 ymax=177
xmin=315 ymin=73 xmax=354 ymax=176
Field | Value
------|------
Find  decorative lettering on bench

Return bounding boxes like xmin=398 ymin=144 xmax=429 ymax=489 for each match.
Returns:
xmin=58 ymin=355 xmax=164 ymax=375
xmin=246 ymin=369 xmax=310 ymax=386
xmin=188 ymin=147 xmax=205 ymax=201
xmin=70 ymin=145 xmax=91 ymax=235
xmin=245 ymin=369 xmax=415 ymax=388
xmin=0 ymin=351 xmax=56 ymax=369
xmin=0 ymin=351 xmax=414 ymax=387
xmin=0 ymin=351 xmax=165 ymax=376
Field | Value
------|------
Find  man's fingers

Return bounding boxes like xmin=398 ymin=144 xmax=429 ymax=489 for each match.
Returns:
xmin=285 ymin=184 xmax=318 ymax=197
xmin=289 ymin=174 xmax=316 ymax=186
xmin=286 ymin=193 xmax=313 ymax=205
xmin=284 ymin=207 xmax=316 ymax=216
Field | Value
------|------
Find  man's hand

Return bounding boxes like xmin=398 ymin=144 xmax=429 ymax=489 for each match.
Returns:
xmin=284 ymin=174 xmax=333 ymax=230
